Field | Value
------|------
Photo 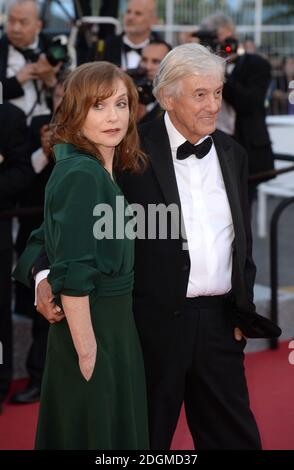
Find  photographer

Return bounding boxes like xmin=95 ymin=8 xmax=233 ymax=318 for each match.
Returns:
xmin=0 ymin=0 xmax=63 ymax=123
xmin=135 ymin=39 xmax=172 ymax=123
xmin=198 ymin=13 xmax=274 ymax=204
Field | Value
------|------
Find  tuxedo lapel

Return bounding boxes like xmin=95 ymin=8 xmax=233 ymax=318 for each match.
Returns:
xmin=140 ymin=116 xmax=186 ymax=240
xmin=142 ymin=116 xmax=182 ymax=210
xmin=212 ymin=131 xmax=246 ymax=270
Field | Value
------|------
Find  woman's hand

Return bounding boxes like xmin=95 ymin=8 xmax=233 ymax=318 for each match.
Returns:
xmin=79 ymin=343 xmax=97 ymax=381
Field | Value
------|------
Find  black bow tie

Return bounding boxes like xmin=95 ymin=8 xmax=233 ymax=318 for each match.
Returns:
xmin=124 ymin=43 xmax=142 ymax=55
xmin=14 ymin=45 xmax=40 ymax=62
xmin=176 ymin=137 xmax=213 ymax=160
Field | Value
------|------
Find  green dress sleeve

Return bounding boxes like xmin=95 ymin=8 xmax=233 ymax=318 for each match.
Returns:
xmin=46 ymin=169 xmax=102 ymax=298
xmin=13 ymin=222 xmax=45 ymax=288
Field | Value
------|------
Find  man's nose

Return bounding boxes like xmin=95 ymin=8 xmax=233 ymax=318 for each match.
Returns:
xmin=207 ymin=95 xmax=220 ymax=113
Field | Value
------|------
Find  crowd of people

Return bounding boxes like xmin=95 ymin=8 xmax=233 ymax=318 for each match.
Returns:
xmin=0 ymin=0 xmax=286 ymax=450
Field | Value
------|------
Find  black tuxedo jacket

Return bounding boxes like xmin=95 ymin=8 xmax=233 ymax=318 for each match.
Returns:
xmin=222 ymin=53 xmax=274 ymax=180
xmin=16 ymin=114 xmax=55 ymax=255
xmin=0 ymin=103 xmax=32 ymax=248
xmin=117 ymin=116 xmax=280 ymax=340
xmin=103 ymin=32 xmax=159 ymax=67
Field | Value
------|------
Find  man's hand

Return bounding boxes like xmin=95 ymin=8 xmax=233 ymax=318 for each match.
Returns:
xmin=16 ymin=63 xmax=38 ymax=84
xmin=234 ymin=327 xmax=246 ymax=341
xmin=40 ymin=124 xmax=52 ymax=157
xmin=35 ymin=54 xmax=61 ymax=87
xmin=36 ymin=278 xmax=64 ymax=323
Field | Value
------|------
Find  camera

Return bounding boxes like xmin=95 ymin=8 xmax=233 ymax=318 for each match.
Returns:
xmin=127 ymin=67 xmax=155 ymax=105
xmin=23 ymin=35 xmax=70 ymax=66
xmin=192 ymin=30 xmax=239 ymax=57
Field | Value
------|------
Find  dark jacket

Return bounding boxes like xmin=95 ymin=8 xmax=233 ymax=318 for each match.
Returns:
xmin=103 ymin=32 xmax=159 ymax=67
xmin=223 ymin=53 xmax=274 ymax=181
xmin=0 ymin=102 xmax=32 ymax=248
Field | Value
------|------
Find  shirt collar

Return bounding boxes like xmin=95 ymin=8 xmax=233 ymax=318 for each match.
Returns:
xmin=123 ymin=34 xmax=150 ymax=50
xmin=164 ymin=112 xmax=210 ymax=160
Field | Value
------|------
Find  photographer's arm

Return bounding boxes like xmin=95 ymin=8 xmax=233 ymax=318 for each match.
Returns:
xmin=13 ymin=227 xmax=64 ymax=323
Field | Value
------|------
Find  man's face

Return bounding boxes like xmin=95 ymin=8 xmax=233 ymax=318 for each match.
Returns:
xmin=124 ymin=0 xmax=156 ymax=39
xmin=140 ymin=44 xmax=169 ymax=81
xmin=165 ymin=74 xmax=223 ymax=143
xmin=217 ymin=26 xmax=235 ymax=44
xmin=7 ymin=1 xmax=42 ymax=48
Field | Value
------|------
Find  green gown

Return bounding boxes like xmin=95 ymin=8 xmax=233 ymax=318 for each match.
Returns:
xmin=13 ymin=143 xmax=149 ymax=450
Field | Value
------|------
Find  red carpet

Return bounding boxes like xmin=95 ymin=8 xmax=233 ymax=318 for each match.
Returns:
xmin=1 ymin=341 xmax=293 ymax=450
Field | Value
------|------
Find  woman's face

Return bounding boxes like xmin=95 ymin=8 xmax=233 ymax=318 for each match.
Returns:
xmin=82 ymin=79 xmax=130 ymax=157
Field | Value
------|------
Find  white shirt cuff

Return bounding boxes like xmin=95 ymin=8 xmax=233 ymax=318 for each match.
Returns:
xmin=31 ymin=147 xmax=49 ymax=174
xmin=34 ymin=269 xmax=50 ymax=306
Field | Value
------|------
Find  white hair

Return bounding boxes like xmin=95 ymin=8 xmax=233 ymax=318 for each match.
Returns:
xmin=153 ymin=43 xmax=225 ymax=108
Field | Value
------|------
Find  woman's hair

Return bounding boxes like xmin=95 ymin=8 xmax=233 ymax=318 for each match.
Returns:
xmin=51 ymin=61 xmax=145 ymax=172
xmin=153 ymin=43 xmax=226 ymax=109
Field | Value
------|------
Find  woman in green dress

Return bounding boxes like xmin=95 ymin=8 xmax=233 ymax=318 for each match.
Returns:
xmin=14 ymin=62 xmax=149 ymax=450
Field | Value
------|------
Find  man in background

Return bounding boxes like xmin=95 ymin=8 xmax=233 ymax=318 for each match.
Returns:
xmin=103 ymin=0 xmax=158 ymax=70
xmin=137 ymin=39 xmax=171 ymax=123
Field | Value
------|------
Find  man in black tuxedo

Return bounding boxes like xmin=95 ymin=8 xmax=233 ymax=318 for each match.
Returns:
xmin=199 ymin=13 xmax=274 ymax=203
xmin=0 ymin=0 xmax=59 ymax=122
xmin=103 ymin=0 xmax=158 ymax=70
xmin=0 ymin=102 xmax=32 ymax=413
xmin=17 ymin=44 xmax=280 ymax=448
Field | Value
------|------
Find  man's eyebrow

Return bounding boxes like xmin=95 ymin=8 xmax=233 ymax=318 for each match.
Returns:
xmin=193 ymin=85 xmax=223 ymax=92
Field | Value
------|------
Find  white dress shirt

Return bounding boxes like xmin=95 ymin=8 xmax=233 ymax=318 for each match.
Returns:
xmin=121 ymin=35 xmax=150 ymax=70
xmin=165 ymin=113 xmax=235 ymax=297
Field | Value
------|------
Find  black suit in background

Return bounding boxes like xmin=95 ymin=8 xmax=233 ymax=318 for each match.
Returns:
xmin=103 ymin=31 xmax=159 ymax=68
xmin=14 ymin=114 xmax=54 ymax=389
xmin=0 ymin=103 xmax=32 ymax=403
xmin=222 ymin=53 xmax=274 ymax=201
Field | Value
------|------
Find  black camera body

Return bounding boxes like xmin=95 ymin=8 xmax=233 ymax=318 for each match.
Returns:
xmin=192 ymin=30 xmax=238 ymax=57
xmin=127 ymin=67 xmax=155 ymax=105
xmin=25 ymin=35 xmax=69 ymax=66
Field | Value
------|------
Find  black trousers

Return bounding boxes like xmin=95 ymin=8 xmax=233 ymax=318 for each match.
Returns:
xmin=15 ymin=217 xmax=49 ymax=386
xmin=0 ymin=247 xmax=13 ymax=401
xmin=142 ymin=296 xmax=261 ymax=450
